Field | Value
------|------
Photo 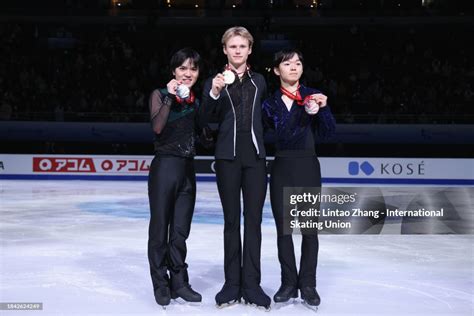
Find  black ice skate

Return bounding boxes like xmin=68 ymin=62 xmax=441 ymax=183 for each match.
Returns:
xmin=154 ymin=286 xmax=171 ymax=309
xmin=215 ymin=283 xmax=241 ymax=308
xmin=242 ymin=286 xmax=271 ymax=311
xmin=273 ymin=285 xmax=298 ymax=310
xmin=273 ymin=285 xmax=298 ymax=303
xmin=300 ymin=286 xmax=320 ymax=312
xmin=171 ymin=284 xmax=202 ymax=305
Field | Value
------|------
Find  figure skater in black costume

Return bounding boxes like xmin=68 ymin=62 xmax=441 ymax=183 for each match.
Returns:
xmin=262 ymin=48 xmax=336 ymax=309
xmin=148 ymin=48 xmax=211 ymax=307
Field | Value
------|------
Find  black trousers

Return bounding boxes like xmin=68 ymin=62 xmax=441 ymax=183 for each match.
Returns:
xmin=147 ymin=155 xmax=196 ymax=292
xmin=215 ymin=133 xmax=267 ymax=289
xmin=270 ymin=152 xmax=321 ymax=288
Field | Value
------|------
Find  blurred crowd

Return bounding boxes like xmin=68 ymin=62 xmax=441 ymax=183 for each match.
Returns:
xmin=0 ymin=20 xmax=472 ymax=123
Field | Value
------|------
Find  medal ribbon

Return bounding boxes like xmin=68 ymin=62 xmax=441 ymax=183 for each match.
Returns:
xmin=280 ymin=84 xmax=312 ymax=106
xmin=225 ymin=64 xmax=251 ymax=76
xmin=175 ymin=91 xmax=195 ymax=104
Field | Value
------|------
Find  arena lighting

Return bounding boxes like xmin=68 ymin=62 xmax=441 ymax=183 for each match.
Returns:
xmin=111 ymin=0 xmax=122 ymax=7
xmin=195 ymin=4 xmax=198 ymax=8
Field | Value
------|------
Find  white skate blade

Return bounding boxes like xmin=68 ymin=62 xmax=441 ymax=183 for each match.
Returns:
xmin=302 ymin=301 xmax=319 ymax=313
xmin=216 ymin=299 xmax=240 ymax=309
xmin=243 ymin=300 xmax=271 ymax=312
xmin=172 ymin=297 xmax=202 ymax=306
xmin=273 ymin=298 xmax=297 ymax=310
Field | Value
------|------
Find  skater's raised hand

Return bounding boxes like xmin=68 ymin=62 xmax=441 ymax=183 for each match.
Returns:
xmin=211 ymin=73 xmax=226 ymax=97
xmin=305 ymin=99 xmax=319 ymax=115
xmin=311 ymin=93 xmax=327 ymax=108
xmin=166 ymin=79 xmax=181 ymax=96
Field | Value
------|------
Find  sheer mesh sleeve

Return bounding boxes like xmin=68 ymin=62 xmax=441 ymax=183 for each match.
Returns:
xmin=149 ymin=89 xmax=173 ymax=134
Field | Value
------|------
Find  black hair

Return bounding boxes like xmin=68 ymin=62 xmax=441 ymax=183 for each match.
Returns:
xmin=170 ymin=47 xmax=201 ymax=72
xmin=272 ymin=48 xmax=304 ymax=68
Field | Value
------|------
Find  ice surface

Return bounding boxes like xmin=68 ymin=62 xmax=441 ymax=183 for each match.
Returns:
xmin=0 ymin=180 xmax=472 ymax=315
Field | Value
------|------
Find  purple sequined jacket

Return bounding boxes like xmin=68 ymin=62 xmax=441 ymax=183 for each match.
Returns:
xmin=262 ymin=84 xmax=336 ymax=154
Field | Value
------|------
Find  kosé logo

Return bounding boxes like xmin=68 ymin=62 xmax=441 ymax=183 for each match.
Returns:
xmin=348 ymin=161 xmax=374 ymax=176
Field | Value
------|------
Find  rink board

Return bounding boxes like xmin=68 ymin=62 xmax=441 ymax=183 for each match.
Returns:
xmin=1 ymin=154 xmax=473 ymax=185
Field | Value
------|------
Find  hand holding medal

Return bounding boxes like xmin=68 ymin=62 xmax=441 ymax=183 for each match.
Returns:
xmin=305 ymin=93 xmax=327 ymax=115
xmin=280 ymin=85 xmax=327 ymax=115
xmin=211 ymin=65 xmax=248 ymax=97
xmin=310 ymin=93 xmax=327 ymax=108
xmin=176 ymin=84 xmax=190 ymax=99
xmin=305 ymin=99 xmax=320 ymax=115
xmin=166 ymin=79 xmax=180 ymax=96
xmin=166 ymin=79 xmax=195 ymax=104
xmin=211 ymin=73 xmax=226 ymax=97
xmin=222 ymin=69 xmax=235 ymax=85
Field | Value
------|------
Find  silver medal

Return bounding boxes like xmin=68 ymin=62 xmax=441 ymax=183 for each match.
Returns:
xmin=176 ymin=84 xmax=190 ymax=99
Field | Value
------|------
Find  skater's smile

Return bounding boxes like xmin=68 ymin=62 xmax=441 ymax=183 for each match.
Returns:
xmin=173 ymin=58 xmax=199 ymax=88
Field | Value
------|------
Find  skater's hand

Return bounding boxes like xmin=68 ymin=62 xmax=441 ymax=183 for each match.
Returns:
xmin=211 ymin=74 xmax=225 ymax=97
xmin=166 ymin=79 xmax=180 ymax=96
xmin=311 ymin=93 xmax=327 ymax=108
xmin=305 ymin=99 xmax=319 ymax=115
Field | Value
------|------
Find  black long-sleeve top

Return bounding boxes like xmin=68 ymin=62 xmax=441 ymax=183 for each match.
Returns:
xmin=149 ymin=88 xmax=198 ymax=157
xmin=199 ymin=70 xmax=267 ymax=159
